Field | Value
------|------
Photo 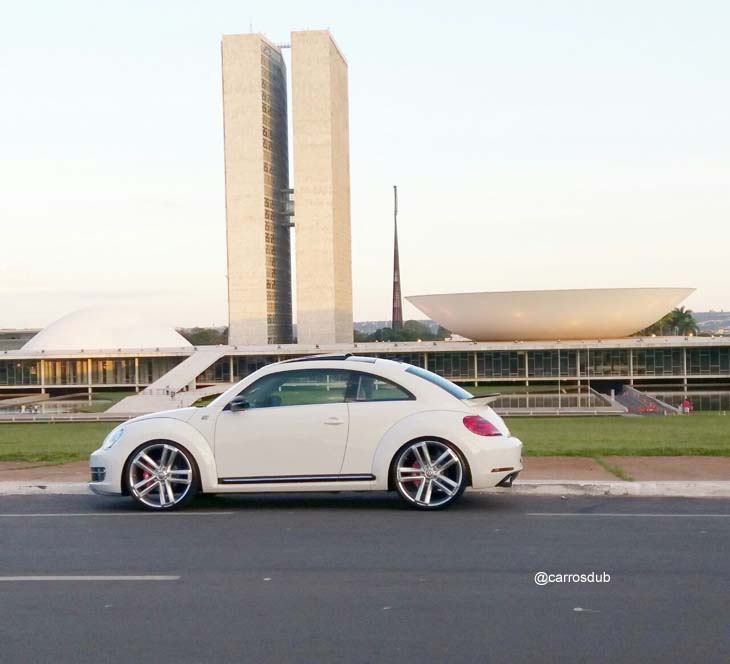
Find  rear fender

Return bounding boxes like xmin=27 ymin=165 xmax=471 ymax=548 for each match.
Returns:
xmin=370 ymin=410 xmax=473 ymax=489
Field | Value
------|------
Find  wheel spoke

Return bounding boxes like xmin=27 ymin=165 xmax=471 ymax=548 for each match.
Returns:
xmin=164 ymin=481 xmax=175 ymax=504
xmin=159 ymin=446 xmax=169 ymax=469
xmin=435 ymin=474 xmax=459 ymax=489
xmin=417 ymin=442 xmax=432 ymax=466
xmin=138 ymin=480 xmax=158 ymax=497
xmin=398 ymin=467 xmax=425 ymax=481
xmin=424 ymin=479 xmax=433 ymax=504
xmin=133 ymin=459 xmax=156 ymax=475
xmin=433 ymin=450 xmax=457 ymax=473
xmin=158 ymin=483 xmax=166 ymax=506
xmin=433 ymin=477 xmax=457 ymax=496
xmin=414 ymin=479 xmax=426 ymax=503
xmin=133 ymin=476 xmax=156 ymax=491
xmin=165 ymin=449 xmax=178 ymax=470
xmin=139 ymin=453 xmax=159 ymax=473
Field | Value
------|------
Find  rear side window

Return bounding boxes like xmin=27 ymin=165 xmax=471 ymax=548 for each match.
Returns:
xmin=346 ymin=372 xmax=414 ymax=402
xmin=405 ymin=365 xmax=473 ymax=400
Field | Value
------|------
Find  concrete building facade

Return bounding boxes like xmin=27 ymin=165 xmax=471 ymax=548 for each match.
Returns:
xmin=222 ymin=34 xmax=293 ymax=345
xmin=292 ymin=31 xmax=353 ymax=344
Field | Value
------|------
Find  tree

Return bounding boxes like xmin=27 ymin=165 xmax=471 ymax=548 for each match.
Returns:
xmin=354 ymin=320 xmax=451 ymax=343
xmin=636 ymin=307 xmax=699 ymax=336
xmin=177 ymin=327 xmax=229 ymax=345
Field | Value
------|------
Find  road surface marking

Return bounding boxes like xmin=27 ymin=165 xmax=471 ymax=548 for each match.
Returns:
xmin=0 ymin=576 xmax=180 ymax=582
xmin=0 ymin=512 xmax=233 ymax=518
xmin=527 ymin=513 xmax=730 ymax=518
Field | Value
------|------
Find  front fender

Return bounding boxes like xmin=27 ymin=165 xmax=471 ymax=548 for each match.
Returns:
xmin=100 ymin=417 xmax=218 ymax=493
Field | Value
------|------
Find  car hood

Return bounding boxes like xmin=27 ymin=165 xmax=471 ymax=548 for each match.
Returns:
xmin=128 ymin=407 xmax=200 ymax=425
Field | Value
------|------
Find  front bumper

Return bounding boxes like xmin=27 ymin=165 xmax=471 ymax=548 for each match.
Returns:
xmin=88 ymin=448 xmax=124 ymax=496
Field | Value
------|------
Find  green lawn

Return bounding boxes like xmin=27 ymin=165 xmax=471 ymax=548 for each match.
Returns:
xmin=0 ymin=422 xmax=116 ymax=464
xmin=0 ymin=413 xmax=729 ymax=465
xmin=509 ymin=413 xmax=730 ymax=457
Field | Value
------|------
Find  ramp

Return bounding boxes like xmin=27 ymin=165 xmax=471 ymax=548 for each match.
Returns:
xmin=108 ymin=349 xmax=227 ymax=414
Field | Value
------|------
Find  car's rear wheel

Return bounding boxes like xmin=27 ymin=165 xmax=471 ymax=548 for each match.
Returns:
xmin=393 ymin=439 xmax=467 ymax=510
xmin=126 ymin=441 xmax=198 ymax=510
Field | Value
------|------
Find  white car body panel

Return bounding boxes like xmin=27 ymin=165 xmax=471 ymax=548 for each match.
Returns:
xmin=214 ymin=402 xmax=349 ymax=478
xmin=89 ymin=358 xmax=523 ymax=500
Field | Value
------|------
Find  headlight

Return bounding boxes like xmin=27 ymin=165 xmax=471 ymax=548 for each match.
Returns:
xmin=102 ymin=426 xmax=126 ymax=450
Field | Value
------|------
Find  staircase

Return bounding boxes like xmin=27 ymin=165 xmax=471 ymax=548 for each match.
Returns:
xmin=615 ymin=386 xmax=679 ymax=415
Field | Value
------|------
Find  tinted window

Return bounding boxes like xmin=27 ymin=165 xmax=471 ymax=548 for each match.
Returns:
xmin=237 ymin=369 xmax=350 ymax=408
xmin=405 ymin=365 xmax=473 ymax=400
xmin=347 ymin=372 xmax=413 ymax=402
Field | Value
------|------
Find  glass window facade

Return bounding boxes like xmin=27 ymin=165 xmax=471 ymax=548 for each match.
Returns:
xmin=584 ymin=350 xmax=630 ymax=377
xmin=261 ymin=43 xmax=292 ymax=344
xmin=476 ymin=352 xmax=525 ymax=378
xmin=91 ymin=359 xmax=136 ymax=385
xmin=44 ymin=360 xmax=88 ymax=385
xmin=197 ymin=358 xmax=232 ymax=384
xmin=138 ymin=358 xmax=184 ymax=385
xmin=687 ymin=348 xmax=730 ymax=375
xmin=633 ymin=349 xmax=683 ymax=376
xmin=427 ymin=352 xmax=474 ymax=379
xmin=0 ymin=360 xmax=40 ymax=385
xmin=234 ymin=355 xmax=280 ymax=380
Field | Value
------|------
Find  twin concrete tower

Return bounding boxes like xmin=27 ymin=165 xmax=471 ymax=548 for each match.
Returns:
xmin=222 ymin=31 xmax=353 ymax=346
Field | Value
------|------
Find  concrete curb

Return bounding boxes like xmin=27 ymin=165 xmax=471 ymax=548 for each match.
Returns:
xmin=481 ymin=480 xmax=730 ymax=499
xmin=1 ymin=480 xmax=730 ymax=498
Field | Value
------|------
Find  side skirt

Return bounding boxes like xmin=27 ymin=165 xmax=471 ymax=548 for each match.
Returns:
xmin=218 ymin=474 xmax=376 ymax=485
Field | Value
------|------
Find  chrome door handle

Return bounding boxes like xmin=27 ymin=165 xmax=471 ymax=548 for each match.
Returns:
xmin=324 ymin=417 xmax=345 ymax=425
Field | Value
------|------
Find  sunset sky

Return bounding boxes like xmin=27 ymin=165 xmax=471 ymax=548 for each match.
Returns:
xmin=1 ymin=0 xmax=728 ymax=328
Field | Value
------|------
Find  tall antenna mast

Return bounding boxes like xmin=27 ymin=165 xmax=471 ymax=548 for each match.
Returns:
xmin=391 ymin=185 xmax=403 ymax=330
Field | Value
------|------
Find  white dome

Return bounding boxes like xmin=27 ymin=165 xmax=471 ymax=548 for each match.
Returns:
xmin=23 ymin=307 xmax=193 ymax=351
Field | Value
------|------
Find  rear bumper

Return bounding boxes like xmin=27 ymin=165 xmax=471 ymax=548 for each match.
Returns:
xmin=469 ymin=436 xmax=523 ymax=489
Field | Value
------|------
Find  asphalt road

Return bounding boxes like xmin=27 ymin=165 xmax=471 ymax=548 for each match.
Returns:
xmin=1 ymin=492 xmax=729 ymax=664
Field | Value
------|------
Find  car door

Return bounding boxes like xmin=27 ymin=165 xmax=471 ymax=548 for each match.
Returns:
xmin=341 ymin=371 xmax=423 ymax=474
xmin=213 ymin=368 xmax=351 ymax=481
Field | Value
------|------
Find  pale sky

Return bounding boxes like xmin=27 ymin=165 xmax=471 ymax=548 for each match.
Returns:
xmin=1 ymin=0 xmax=728 ymax=329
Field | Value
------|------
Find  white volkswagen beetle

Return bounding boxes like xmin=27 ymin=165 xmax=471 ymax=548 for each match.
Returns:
xmin=89 ymin=355 xmax=523 ymax=510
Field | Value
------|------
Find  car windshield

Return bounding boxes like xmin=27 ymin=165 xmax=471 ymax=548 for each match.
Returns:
xmin=405 ymin=365 xmax=474 ymax=400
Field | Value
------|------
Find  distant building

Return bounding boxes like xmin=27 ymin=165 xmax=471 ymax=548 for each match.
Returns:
xmin=222 ymin=30 xmax=353 ymax=346
xmin=222 ymin=34 xmax=293 ymax=345
xmin=292 ymin=30 xmax=353 ymax=344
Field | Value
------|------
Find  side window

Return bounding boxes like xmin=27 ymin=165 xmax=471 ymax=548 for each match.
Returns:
xmin=236 ymin=369 xmax=350 ymax=408
xmin=347 ymin=372 xmax=414 ymax=402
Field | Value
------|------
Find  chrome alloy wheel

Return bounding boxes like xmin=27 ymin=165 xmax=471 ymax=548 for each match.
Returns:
xmin=127 ymin=443 xmax=194 ymax=509
xmin=395 ymin=440 xmax=465 ymax=509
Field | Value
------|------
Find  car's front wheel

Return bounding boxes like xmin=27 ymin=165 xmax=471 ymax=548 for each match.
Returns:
xmin=392 ymin=439 xmax=467 ymax=510
xmin=126 ymin=441 xmax=198 ymax=510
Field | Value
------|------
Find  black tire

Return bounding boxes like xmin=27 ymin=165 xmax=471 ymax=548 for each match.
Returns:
xmin=125 ymin=440 xmax=199 ymax=511
xmin=391 ymin=439 xmax=467 ymax=510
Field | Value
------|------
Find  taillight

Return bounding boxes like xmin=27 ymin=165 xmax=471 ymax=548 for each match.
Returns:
xmin=463 ymin=415 xmax=502 ymax=436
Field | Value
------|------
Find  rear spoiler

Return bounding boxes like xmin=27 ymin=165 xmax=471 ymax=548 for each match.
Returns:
xmin=464 ymin=394 xmax=501 ymax=406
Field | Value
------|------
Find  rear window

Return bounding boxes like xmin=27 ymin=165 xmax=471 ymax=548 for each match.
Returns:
xmin=405 ymin=365 xmax=474 ymax=400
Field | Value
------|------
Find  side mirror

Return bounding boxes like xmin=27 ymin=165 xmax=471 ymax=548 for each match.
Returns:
xmin=228 ymin=396 xmax=250 ymax=412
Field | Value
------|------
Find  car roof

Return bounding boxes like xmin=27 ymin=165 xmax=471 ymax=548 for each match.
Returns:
xmin=276 ymin=355 xmax=406 ymax=371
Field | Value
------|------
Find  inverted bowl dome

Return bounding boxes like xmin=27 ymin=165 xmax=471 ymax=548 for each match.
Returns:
xmin=23 ymin=306 xmax=192 ymax=351
xmin=406 ymin=288 xmax=695 ymax=341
